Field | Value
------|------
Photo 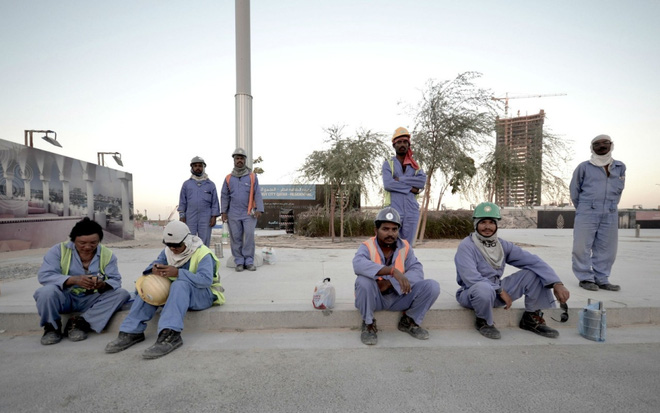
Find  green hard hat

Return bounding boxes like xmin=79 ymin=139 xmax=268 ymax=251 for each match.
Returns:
xmin=473 ymin=202 xmax=501 ymax=220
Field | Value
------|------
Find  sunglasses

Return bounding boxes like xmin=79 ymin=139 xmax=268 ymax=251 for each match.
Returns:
xmin=551 ymin=302 xmax=569 ymax=323
xmin=164 ymin=241 xmax=184 ymax=249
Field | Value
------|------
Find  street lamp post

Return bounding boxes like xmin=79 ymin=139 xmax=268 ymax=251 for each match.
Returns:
xmin=24 ymin=130 xmax=62 ymax=148
xmin=97 ymin=152 xmax=124 ymax=167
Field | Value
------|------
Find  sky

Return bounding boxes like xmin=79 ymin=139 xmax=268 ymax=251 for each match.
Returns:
xmin=1 ymin=0 xmax=659 ymax=220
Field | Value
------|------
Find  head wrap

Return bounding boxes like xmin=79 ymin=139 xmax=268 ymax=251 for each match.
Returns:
xmin=162 ymin=221 xmax=203 ymax=267
xmin=589 ymin=134 xmax=614 ymax=167
xmin=393 ymin=136 xmax=420 ymax=170
xmin=471 ymin=218 xmax=504 ymax=269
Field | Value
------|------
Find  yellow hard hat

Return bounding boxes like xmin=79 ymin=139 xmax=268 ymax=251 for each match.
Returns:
xmin=136 ymin=274 xmax=171 ymax=306
xmin=392 ymin=127 xmax=411 ymax=142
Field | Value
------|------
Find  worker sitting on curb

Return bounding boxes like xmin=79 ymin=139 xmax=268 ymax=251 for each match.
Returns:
xmin=454 ymin=202 xmax=570 ymax=339
xmin=105 ymin=221 xmax=224 ymax=359
xmin=34 ymin=217 xmax=130 ymax=345
xmin=353 ymin=207 xmax=440 ymax=345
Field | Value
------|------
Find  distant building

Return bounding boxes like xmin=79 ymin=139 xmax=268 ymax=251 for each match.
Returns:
xmin=494 ymin=110 xmax=545 ymax=207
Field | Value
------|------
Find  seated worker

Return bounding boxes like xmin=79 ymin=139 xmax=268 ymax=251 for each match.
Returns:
xmin=353 ymin=207 xmax=440 ymax=345
xmin=34 ymin=217 xmax=130 ymax=345
xmin=455 ymin=202 xmax=570 ymax=339
xmin=105 ymin=221 xmax=224 ymax=359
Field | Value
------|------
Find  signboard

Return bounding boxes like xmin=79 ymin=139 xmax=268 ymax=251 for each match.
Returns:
xmin=260 ymin=185 xmax=316 ymax=200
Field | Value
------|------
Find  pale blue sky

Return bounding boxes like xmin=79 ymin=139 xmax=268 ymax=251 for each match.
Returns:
xmin=1 ymin=0 xmax=659 ymax=219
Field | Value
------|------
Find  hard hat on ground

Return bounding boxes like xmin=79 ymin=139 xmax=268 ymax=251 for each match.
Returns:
xmin=232 ymin=148 xmax=247 ymax=158
xmin=374 ymin=207 xmax=401 ymax=227
xmin=190 ymin=156 xmax=206 ymax=166
xmin=163 ymin=221 xmax=190 ymax=244
xmin=392 ymin=127 xmax=411 ymax=142
xmin=473 ymin=202 xmax=501 ymax=220
xmin=136 ymin=274 xmax=171 ymax=306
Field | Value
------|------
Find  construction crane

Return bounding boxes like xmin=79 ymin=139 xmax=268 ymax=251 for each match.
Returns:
xmin=491 ymin=93 xmax=567 ymax=117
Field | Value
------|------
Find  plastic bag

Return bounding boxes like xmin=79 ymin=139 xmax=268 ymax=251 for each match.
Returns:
xmin=578 ymin=299 xmax=606 ymax=342
xmin=262 ymin=247 xmax=276 ymax=265
xmin=312 ymin=277 xmax=335 ymax=309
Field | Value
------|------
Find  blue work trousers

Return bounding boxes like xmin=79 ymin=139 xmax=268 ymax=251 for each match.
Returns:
xmin=572 ymin=211 xmax=618 ymax=284
xmin=228 ymin=215 xmax=257 ymax=266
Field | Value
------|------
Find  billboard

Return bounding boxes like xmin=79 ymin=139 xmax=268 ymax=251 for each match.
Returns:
xmin=0 ymin=139 xmax=134 ymax=251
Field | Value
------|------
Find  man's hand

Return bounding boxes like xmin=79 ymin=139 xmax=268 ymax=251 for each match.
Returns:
xmin=209 ymin=216 xmax=217 ymax=227
xmin=411 ymin=187 xmax=420 ymax=194
xmin=221 ymin=213 xmax=228 ymax=223
xmin=500 ymin=290 xmax=513 ymax=309
xmin=392 ymin=268 xmax=411 ymax=294
xmin=152 ymin=263 xmax=178 ymax=278
xmin=65 ymin=275 xmax=98 ymax=290
xmin=180 ymin=217 xmax=187 ymax=224
xmin=254 ymin=211 xmax=262 ymax=219
xmin=553 ymin=283 xmax=570 ymax=303
xmin=376 ymin=278 xmax=392 ymax=293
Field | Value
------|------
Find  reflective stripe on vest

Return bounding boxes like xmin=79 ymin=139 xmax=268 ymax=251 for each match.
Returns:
xmin=383 ymin=158 xmax=420 ymax=206
xmin=188 ymin=245 xmax=225 ymax=306
xmin=362 ymin=237 xmax=410 ymax=274
xmin=225 ymin=173 xmax=256 ymax=215
xmin=60 ymin=242 xmax=113 ymax=295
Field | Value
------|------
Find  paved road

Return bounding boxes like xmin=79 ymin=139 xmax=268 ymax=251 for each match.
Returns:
xmin=2 ymin=326 xmax=659 ymax=413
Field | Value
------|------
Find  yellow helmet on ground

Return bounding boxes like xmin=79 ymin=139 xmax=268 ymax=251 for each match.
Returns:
xmin=136 ymin=274 xmax=171 ymax=306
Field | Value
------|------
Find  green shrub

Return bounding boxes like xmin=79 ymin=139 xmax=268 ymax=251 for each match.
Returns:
xmin=295 ymin=207 xmax=472 ymax=239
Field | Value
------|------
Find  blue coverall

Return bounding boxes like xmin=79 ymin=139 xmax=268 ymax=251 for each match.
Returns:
xmin=353 ymin=238 xmax=440 ymax=326
xmin=570 ymin=160 xmax=626 ymax=284
xmin=382 ymin=157 xmax=427 ymax=244
xmin=33 ymin=242 xmax=129 ymax=332
xmin=221 ymin=174 xmax=264 ymax=267
xmin=119 ymin=249 xmax=216 ymax=335
xmin=455 ymin=235 xmax=561 ymax=326
xmin=178 ymin=179 xmax=220 ymax=246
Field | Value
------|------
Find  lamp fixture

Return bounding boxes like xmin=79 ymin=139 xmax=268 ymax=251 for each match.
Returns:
xmin=24 ymin=130 xmax=62 ymax=148
xmin=98 ymin=152 xmax=124 ymax=167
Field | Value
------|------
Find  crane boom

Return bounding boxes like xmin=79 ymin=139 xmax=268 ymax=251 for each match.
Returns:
xmin=491 ymin=93 xmax=567 ymax=116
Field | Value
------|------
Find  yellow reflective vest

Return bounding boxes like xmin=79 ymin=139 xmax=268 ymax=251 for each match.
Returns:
xmin=60 ymin=242 xmax=113 ymax=295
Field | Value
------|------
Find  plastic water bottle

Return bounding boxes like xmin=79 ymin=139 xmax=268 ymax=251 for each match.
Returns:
xmin=221 ymin=224 xmax=229 ymax=245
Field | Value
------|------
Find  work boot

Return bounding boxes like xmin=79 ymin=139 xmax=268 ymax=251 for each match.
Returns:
xmin=475 ymin=317 xmax=501 ymax=339
xmin=142 ymin=328 xmax=183 ymax=359
xmin=398 ymin=314 xmax=429 ymax=340
xmin=597 ymin=282 xmax=621 ymax=291
xmin=235 ymin=265 xmax=245 ymax=272
xmin=64 ymin=316 xmax=91 ymax=342
xmin=519 ymin=310 xmax=559 ymax=338
xmin=40 ymin=321 xmax=62 ymax=345
xmin=360 ymin=320 xmax=378 ymax=345
xmin=579 ymin=280 xmax=598 ymax=291
xmin=105 ymin=331 xmax=146 ymax=353
xmin=245 ymin=264 xmax=257 ymax=271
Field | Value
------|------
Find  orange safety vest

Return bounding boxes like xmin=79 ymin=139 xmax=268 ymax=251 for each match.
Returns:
xmin=362 ymin=237 xmax=410 ymax=273
xmin=225 ymin=173 xmax=257 ymax=215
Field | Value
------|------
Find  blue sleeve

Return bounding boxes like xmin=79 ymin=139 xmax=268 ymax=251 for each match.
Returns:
xmin=37 ymin=244 xmax=68 ymax=288
xmin=211 ymin=182 xmax=220 ymax=216
xmin=382 ymin=159 xmax=414 ymax=194
xmin=220 ymin=178 xmax=229 ymax=214
xmin=503 ymin=241 xmax=561 ymax=286
xmin=177 ymin=253 xmax=214 ymax=288
xmin=143 ymin=250 xmax=168 ymax=274
xmin=254 ymin=175 xmax=264 ymax=212
xmin=454 ymin=239 xmax=500 ymax=290
xmin=569 ymin=164 xmax=583 ymax=207
xmin=178 ymin=181 xmax=188 ymax=214
xmin=352 ymin=244 xmax=383 ymax=280
xmin=399 ymin=167 xmax=427 ymax=189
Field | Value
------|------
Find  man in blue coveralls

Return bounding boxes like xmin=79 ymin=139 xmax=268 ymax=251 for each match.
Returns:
xmin=353 ymin=207 xmax=440 ymax=345
xmin=34 ymin=217 xmax=130 ymax=345
xmin=105 ymin=221 xmax=224 ymax=359
xmin=571 ymin=134 xmax=626 ymax=292
xmin=221 ymin=148 xmax=264 ymax=272
xmin=455 ymin=202 xmax=570 ymax=339
xmin=382 ymin=127 xmax=426 ymax=245
xmin=178 ymin=156 xmax=220 ymax=247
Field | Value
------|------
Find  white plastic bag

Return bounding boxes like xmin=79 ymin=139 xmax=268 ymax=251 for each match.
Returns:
xmin=262 ymin=247 xmax=276 ymax=265
xmin=312 ymin=277 xmax=335 ymax=309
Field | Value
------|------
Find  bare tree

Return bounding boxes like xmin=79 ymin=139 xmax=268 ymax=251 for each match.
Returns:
xmin=298 ymin=126 xmax=389 ymax=241
xmin=409 ymin=72 xmax=499 ymax=242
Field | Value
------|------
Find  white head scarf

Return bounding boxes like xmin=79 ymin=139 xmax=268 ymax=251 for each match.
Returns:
xmin=162 ymin=221 xmax=204 ymax=267
xmin=589 ymin=134 xmax=614 ymax=167
xmin=471 ymin=218 xmax=504 ymax=269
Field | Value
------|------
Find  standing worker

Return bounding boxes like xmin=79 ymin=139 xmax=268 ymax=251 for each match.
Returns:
xmin=221 ymin=148 xmax=264 ymax=272
xmin=571 ymin=135 xmax=626 ymax=291
xmin=178 ymin=156 xmax=220 ymax=247
xmin=382 ymin=127 xmax=426 ymax=244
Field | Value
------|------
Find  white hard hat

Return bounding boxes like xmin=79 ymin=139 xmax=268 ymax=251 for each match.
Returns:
xmin=190 ymin=156 xmax=206 ymax=166
xmin=136 ymin=274 xmax=171 ymax=306
xmin=232 ymin=148 xmax=247 ymax=157
xmin=163 ymin=221 xmax=190 ymax=244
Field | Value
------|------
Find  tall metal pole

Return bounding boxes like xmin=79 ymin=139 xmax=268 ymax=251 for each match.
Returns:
xmin=235 ymin=0 xmax=253 ymax=167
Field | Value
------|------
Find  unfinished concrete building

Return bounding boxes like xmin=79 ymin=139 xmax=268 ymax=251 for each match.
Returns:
xmin=494 ymin=110 xmax=545 ymax=206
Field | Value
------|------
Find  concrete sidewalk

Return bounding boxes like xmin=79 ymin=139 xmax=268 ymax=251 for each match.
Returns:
xmin=1 ymin=228 xmax=659 ymax=334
